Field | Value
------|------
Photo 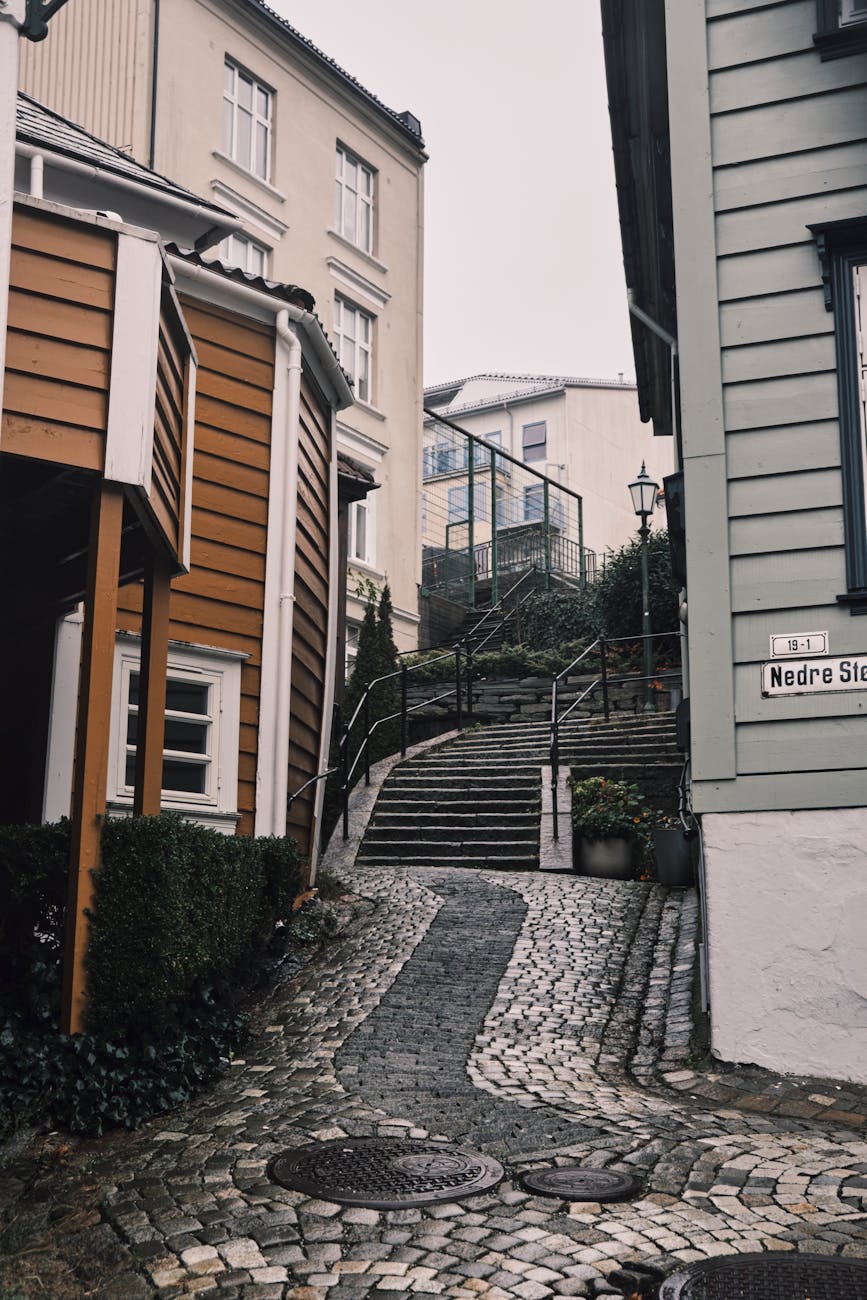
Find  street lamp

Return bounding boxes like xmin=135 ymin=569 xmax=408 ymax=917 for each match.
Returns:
xmin=628 ymin=462 xmax=659 ymax=711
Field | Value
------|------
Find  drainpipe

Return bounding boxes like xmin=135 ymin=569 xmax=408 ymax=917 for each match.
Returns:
xmin=0 ymin=1 xmax=26 ymax=440
xmin=29 ymin=149 xmax=42 ymax=197
xmin=271 ymin=308 xmax=303 ymax=836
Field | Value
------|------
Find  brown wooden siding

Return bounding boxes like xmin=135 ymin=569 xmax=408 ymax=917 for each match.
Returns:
xmin=117 ymin=297 xmax=274 ymax=835
xmin=149 ymin=289 xmax=189 ymax=553
xmin=2 ymin=207 xmax=114 ymax=471
xmin=286 ymin=377 xmax=332 ymax=856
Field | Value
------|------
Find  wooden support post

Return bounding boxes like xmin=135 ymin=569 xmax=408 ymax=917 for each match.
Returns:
xmin=133 ymin=553 xmax=171 ymax=815
xmin=61 ymin=482 xmax=124 ymax=1036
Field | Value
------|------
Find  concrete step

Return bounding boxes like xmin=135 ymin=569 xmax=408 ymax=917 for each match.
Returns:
xmin=355 ymin=850 xmax=539 ymax=870
xmin=365 ymin=824 xmax=537 ymax=844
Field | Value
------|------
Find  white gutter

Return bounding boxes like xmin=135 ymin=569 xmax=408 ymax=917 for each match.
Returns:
xmin=0 ymin=1 xmax=26 ymax=439
xmin=15 ymin=140 xmax=243 ymax=247
xmin=309 ymin=406 xmax=341 ymax=881
xmin=627 ymin=288 xmax=678 ymax=353
xmin=168 ymin=253 xmax=353 ymax=410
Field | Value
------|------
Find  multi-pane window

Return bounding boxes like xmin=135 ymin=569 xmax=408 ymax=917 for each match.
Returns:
xmin=335 ymin=145 xmax=375 ymax=253
xmin=474 ymin=430 xmax=503 ymax=468
xmin=109 ymin=641 xmax=241 ymax=827
xmin=448 ymin=483 xmax=488 ymax=524
xmin=842 ymin=0 xmax=867 ymax=24
xmin=334 ymin=297 xmax=373 ymax=402
xmin=348 ymin=498 xmax=374 ymax=565
xmin=524 ymin=484 xmax=544 ymax=522
xmin=223 ymin=58 xmax=272 ymax=181
xmin=220 ymin=232 xmax=269 ymax=277
xmin=522 ymin=421 xmax=547 ymax=463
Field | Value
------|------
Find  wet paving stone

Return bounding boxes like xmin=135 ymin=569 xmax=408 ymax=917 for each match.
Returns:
xmin=1 ymin=854 xmax=866 ymax=1298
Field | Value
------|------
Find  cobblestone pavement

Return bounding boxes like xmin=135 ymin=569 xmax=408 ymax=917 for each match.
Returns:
xmin=1 ymin=861 xmax=866 ymax=1299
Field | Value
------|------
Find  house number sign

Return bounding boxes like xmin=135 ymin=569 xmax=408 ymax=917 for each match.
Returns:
xmin=769 ymin=631 xmax=828 ymax=658
xmin=762 ymin=652 xmax=867 ymax=696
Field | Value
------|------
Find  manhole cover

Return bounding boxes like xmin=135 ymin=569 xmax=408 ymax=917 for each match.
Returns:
xmin=520 ymin=1166 xmax=639 ymax=1201
xmin=268 ymin=1138 xmax=504 ymax=1208
xmin=660 ymin=1252 xmax=867 ymax=1299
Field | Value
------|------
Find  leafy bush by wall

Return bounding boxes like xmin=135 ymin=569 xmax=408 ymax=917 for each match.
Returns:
xmin=0 ymin=820 xmax=69 ymax=1017
xmin=594 ymin=529 xmax=679 ymax=641
xmin=88 ymin=814 xmax=302 ymax=1034
xmin=511 ymin=589 xmax=599 ymax=650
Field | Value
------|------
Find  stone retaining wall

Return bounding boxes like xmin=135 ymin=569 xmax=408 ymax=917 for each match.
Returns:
xmin=406 ymin=671 xmax=681 ymax=726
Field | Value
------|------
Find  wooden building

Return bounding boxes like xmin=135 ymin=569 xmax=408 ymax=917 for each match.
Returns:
xmin=602 ymin=0 xmax=867 ymax=1083
xmin=3 ymin=96 xmax=355 ymax=1032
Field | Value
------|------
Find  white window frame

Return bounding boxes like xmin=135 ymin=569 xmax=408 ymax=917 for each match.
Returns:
xmin=524 ymin=483 xmax=544 ymax=522
xmin=348 ymin=495 xmax=376 ymax=567
xmin=334 ymin=296 xmax=373 ymax=403
xmin=842 ymin=0 xmax=867 ymax=25
xmin=108 ymin=637 xmax=243 ymax=832
xmin=223 ymin=57 xmax=272 ymax=182
xmin=448 ymin=482 xmax=488 ymax=524
xmin=219 ymin=231 xmax=270 ymax=277
xmin=335 ymin=144 xmax=375 ymax=254
xmin=522 ymin=420 xmax=547 ymax=463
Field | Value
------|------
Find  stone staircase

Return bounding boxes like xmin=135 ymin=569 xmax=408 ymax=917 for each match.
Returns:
xmin=356 ymin=712 xmax=680 ymax=869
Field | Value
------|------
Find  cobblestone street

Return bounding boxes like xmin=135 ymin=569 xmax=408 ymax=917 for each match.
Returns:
xmin=1 ymin=846 xmax=866 ymax=1299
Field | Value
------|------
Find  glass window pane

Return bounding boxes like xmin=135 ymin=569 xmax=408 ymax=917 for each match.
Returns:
xmin=345 ymin=158 xmax=357 ymax=192
xmin=361 ymin=166 xmax=373 ymax=196
xmin=345 ymin=189 xmax=357 ymax=242
xmin=237 ymin=108 xmax=252 ymax=167
xmin=224 ymin=61 xmax=235 ymax=94
xmin=257 ymin=87 xmax=269 ymax=118
xmin=128 ymin=672 xmax=141 ymax=706
xmin=126 ymin=712 xmax=138 ymax=745
xmin=360 ymin=201 xmax=371 ymax=251
xmin=223 ymin=97 xmax=234 ymax=155
xmin=164 ymin=719 xmax=209 ymax=754
xmin=357 ymin=351 xmax=369 ymax=401
xmin=354 ymin=502 xmax=367 ymax=559
xmin=237 ymin=71 xmax=252 ymax=110
xmin=165 ymin=679 xmax=210 ymax=714
xmin=256 ymin=121 xmax=268 ymax=178
xmin=162 ymin=759 xmax=208 ymax=794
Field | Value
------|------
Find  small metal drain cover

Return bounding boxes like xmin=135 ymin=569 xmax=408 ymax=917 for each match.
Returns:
xmin=520 ymin=1166 xmax=639 ymax=1201
xmin=660 ymin=1252 xmax=867 ymax=1299
xmin=268 ymin=1138 xmax=504 ymax=1208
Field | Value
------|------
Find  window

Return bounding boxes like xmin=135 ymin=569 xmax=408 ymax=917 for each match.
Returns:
xmin=219 ymin=232 xmax=269 ymax=277
xmin=334 ymin=297 xmax=373 ymax=402
xmin=223 ymin=58 xmax=272 ymax=180
xmin=348 ymin=497 xmax=375 ymax=566
xmin=473 ymin=430 xmax=503 ymax=468
xmin=346 ymin=622 xmax=361 ymax=673
xmin=448 ymin=483 xmax=488 ymax=524
xmin=109 ymin=639 xmax=242 ymax=829
xmin=814 ymin=0 xmax=867 ymax=56
xmin=524 ymin=483 xmax=544 ymax=522
xmin=522 ymin=421 xmax=547 ymax=463
xmin=812 ymin=219 xmax=867 ymax=605
xmin=335 ymin=145 xmax=375 ymax=253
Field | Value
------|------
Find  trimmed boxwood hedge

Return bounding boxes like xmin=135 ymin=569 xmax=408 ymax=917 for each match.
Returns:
xmin=0 ymin=813 xmax=303 ymax=1136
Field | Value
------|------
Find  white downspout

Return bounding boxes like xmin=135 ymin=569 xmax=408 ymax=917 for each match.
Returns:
xmin=309 ymin=407 xmax=341 ymax=882
xmin=29 ymin=149 xmax=42 ymax=198
xmin=270 ymin=309 xmax=302 ymax=835
xmin=0 ymin=1 xmax=26 ymax=439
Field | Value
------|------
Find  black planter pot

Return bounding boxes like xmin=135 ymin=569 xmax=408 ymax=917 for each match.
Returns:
xmin=652 ymin=827 xmax=694 ymax=887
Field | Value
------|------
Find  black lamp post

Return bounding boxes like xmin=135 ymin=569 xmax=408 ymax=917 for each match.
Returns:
xmin=628 ymin=462 xmax=659 ymax=711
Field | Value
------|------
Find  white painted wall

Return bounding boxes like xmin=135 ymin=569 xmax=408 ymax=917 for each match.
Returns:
xmin=703 ymin=808 xmax=867 ymax=1084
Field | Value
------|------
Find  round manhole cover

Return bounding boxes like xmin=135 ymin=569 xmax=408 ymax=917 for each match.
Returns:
xmin=520 ymin=1166 xmax=639 ymax=1201
xmin=660 ymin=1252 xmax=867 ymax=1299
xmin=268 ymin=1138 xmax=504 ymax=1208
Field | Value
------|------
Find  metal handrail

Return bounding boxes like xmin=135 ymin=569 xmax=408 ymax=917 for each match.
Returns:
xmin=549 ymin=630 xmax=680 ymax=842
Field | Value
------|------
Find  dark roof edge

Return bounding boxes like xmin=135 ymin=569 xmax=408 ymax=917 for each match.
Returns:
xmin=239 ymin=0 xmax=427 ymax=155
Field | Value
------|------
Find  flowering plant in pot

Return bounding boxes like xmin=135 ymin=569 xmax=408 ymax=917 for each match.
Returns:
xmin=650 ymin=811 xmax=694 ymax=887
xmin=569 ymin=777 xmax=652 ymax=879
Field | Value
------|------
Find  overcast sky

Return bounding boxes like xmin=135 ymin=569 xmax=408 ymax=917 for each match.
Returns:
xmin=272 ymin=1 xmax=634 ymax=389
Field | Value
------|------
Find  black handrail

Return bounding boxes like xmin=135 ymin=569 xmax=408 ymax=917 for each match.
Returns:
xmin=549 ymin=631 xmax=681 ymax=842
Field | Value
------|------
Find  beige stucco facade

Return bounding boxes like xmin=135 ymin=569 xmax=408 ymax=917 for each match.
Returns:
xmin=20 ymin=0 xmax=426 ymax=653
xmin=424 ymin=375 xmax=674 ymax=569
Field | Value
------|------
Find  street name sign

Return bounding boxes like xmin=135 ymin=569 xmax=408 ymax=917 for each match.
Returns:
xmin=762 ymin=653 xmax=867 ymax=696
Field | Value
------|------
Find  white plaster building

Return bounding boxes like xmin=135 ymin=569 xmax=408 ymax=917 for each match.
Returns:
xmin=19 ymin=0 xmax=427 ymax=656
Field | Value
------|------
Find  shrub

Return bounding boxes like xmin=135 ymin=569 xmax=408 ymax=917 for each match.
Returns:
xmin=88 ymin=814 xmax=302 ymax=1034
xmin=0 ymin=815 xmax=302 ymax=1137
xmin=511 ymin=589 xmax=599 ymax=650
xmin=570 ymin=776 xmax=652 ymax=856
xmin=594 ymin=529 xmax=679 ymax=644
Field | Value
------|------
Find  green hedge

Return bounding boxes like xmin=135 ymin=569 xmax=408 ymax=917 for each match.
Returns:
xmin=88 ymin=814 xmax=302 ymax=1033
xmin=0 ymin=814 xmax=303 ymax=1135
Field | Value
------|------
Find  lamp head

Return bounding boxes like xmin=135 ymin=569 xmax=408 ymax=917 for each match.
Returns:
xmin=629 ymin=461 xmax=659 ymax=518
